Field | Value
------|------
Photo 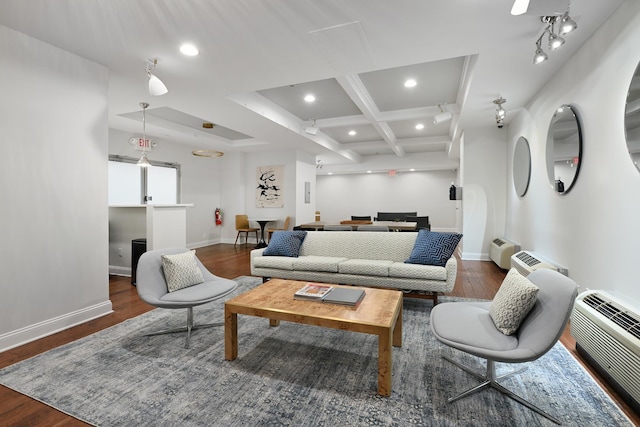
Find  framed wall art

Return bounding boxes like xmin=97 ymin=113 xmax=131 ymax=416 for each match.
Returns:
xmin=256 ymin=165 xmax=284 ymax=208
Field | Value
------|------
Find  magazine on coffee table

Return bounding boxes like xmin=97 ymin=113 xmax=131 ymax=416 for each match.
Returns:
xmin=322 ymin=287 xmax=365 ymax=306
xmin=293 ymin=283 xmax=334 ymax=300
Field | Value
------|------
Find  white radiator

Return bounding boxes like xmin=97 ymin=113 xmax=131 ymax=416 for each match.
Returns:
xmin=489 ymin=237 xmax=520 ymax=269
xmin=571 ymin=290 xmax=640 ymax=410
xmin=509 ymin=250 xmax=568 ymax=276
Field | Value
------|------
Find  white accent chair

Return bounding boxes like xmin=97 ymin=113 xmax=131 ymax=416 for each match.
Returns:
xmin=430 ymin=269 xmax=578 ymax=425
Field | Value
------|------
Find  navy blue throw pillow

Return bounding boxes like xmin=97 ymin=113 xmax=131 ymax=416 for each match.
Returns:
xmin=263 ymin=230 xmax=307 ymax=257
xmin=405 ymin=230 xmax=462 ymax=266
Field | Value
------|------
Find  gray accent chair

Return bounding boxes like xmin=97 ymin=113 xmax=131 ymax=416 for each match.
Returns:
xmin=430 ymin=269 xmax=578 ymax=425
xmin=136 ymin=247 xmax=238 ymax=348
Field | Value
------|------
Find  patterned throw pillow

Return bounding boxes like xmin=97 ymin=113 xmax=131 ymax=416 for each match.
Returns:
xmin=263 ymin=231 xmax=307 ymax=257
xmin=405 ymin=230 xmax=462 ymax=267
xmin=161 ymin=250 xmax=204 ymax=292
xmin=489 ymin=268 xmax=540 ymax=335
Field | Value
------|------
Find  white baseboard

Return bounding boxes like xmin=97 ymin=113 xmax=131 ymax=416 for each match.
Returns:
xmin=109 ymin=265 xmax=131 ymax=276
xmin=0 ymin=301 xmax=113 ymax=353
xmin=189 ymin=238 xmax=220 ymax=249
xmin=461 ymin=251 xmax=490 ymax=261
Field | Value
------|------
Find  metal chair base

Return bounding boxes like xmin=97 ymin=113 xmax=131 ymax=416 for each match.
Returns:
xmin=443 ymin=356 xmax=562 ymax=425
xmin=143 ymin=307 xmax=224 ymax=348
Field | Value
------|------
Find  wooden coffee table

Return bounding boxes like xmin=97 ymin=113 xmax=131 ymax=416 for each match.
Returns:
xmin=224 ymin=279 xmax=403 ymax=396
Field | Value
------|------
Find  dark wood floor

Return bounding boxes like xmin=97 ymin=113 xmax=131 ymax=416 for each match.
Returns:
xmin=0 ymin=244 xmax=637 ymax=426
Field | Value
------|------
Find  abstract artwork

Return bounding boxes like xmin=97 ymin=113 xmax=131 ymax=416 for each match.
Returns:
xmin=256 ymin=165 xmax=284 ymax=208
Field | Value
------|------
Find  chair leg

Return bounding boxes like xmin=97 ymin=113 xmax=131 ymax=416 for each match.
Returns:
xmin=143 ymin=307 xmax=224 ymax=349
xmin=442 ymin=356 xmax=562 ymax=425
xmin=234 ymin=231 xmax=241 ymax=246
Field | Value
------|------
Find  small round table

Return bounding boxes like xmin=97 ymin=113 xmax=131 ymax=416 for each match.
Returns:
xmin=250 ymin=219 xmax=277 ymax=249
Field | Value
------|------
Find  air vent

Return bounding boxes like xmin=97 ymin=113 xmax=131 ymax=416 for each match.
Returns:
xmin=510 ymin=250 xmax=568 ymax=276
xmin=571 ymin=290 xmax=640 ymax=411
xmin=489 ymin=237 xmax=520 ymax=269
xmin=582 ymin=293 xmax=640 ymax=340
xmin=515 ymin=251 xmax=540 ymax=267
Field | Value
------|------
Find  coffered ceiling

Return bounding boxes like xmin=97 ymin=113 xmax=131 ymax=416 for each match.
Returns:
xmin=0 ymin=0 xmax=625 ymax=174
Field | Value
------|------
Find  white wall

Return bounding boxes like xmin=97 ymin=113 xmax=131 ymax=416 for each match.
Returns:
xmin=506 ymin=0 xmax=640 ymax=301
xmin=108 ymin=128 xmax=224 ymax=270
xmin=0 ymin=25 xmax=112 ymax=351
xmin=239 ymin=150 xmax=315 ymax=240
xmin=316 ymin=170 xmax=458 ymax=230
xmin=460 ymin=126 xmax=508 ymax=260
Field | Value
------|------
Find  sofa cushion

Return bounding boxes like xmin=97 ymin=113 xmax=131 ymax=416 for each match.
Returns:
xmin=338 ymin=259 xmax=393 ymax=277
xmin=489 ymin=268 xmax=540 ymax=335
xmin=292 ymin=256 xmax=348 ymax=272
xmin=405 ymin=230 xmax=462 ymax=267
xmin=389 ymin=262 xmax=447 ymax=280
xmin=252 ymin=255 xmax=295 ymax=270
xmin=263 ymin=230 xmax=307 ymax=257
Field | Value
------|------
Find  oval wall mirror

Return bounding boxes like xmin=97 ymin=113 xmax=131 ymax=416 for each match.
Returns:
xmin=546 ymin=104 xmax=582 ymax=194
xmin=513 ymin=136 xmax=531 ymax=197
xmin=625 ymin=62 xmax=640 ymax=172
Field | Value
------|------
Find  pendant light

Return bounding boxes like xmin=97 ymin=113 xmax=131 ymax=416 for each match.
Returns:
xmin=137 ymin=102 xmax=151 ymax=167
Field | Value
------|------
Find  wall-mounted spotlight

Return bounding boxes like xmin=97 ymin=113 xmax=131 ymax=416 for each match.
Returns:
xmin=146 ymin=58 xmax=168 ymax=96
xmin=493 ymin=97 xmax=507 ymax=128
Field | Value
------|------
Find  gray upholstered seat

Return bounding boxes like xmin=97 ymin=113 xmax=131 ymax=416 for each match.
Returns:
xmin=136 ymin=247 xmax=238 ymax=348
xmin=323 ymin=224 xmax=353 ymax=231
xmin=356 ymin=225 xmax=389 ymax=232
xmin=430 ymin=269 xmax=578 ymax=425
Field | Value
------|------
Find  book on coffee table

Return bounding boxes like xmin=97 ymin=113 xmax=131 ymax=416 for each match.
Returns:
xmin=322 ymin=287 xmax=365 ymax=306
xmin=293 ymin=283 xmax=334 ymax=300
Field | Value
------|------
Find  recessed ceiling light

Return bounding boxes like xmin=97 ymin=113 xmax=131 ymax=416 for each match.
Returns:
xmin=304 ymin=94 xmax=316 ymax=103
xmin=180 ymin=44 xmax=199 ymax=56
xmin=410 ymin=168 xmax=415 ymax=171
xmin=328 ymin=172 xmax=333 ymax=175
xmin=415 ymin=123 xmax=425 ymax=130
xmin=367 ymin=170 xmax=372 ymax=173
xmin=404 ymin=79 xmax=417 ymax=88
xmin=348 ymin=130 xmax=357 ymax=136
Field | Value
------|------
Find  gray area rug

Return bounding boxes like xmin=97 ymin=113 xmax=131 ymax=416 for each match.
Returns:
xmin=0 ymin=276 xmax=632 ymax=426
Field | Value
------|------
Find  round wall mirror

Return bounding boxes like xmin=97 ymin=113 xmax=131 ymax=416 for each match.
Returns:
xmin=625 ymin=62 xmax=640 ymax=172
xmin=513 ymin=136 xmax=531 ymax=197
xmin=546 ymin=104 xmax=582 ymax=194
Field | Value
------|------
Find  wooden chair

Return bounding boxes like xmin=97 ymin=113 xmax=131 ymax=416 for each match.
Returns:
xmin=267 ymin=216 xmax=291 ymax=242
xmin=234 ymin=214 xmax=259 ymax=246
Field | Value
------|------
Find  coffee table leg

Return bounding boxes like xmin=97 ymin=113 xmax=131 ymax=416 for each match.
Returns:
xmin=393 ymin=300 xmax=402 ymax=347
xmin=225 ymin=305 xmax=238 ymax=360
xmin=378 ymin=328 xmax=392 ymax=396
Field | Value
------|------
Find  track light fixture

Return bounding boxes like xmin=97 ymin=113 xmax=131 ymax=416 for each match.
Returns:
xmin=533 ymin=2 xmax=577 ymax=65
xmin=493 ymin=97 xmax=507 ymax=128
xmin=137 ymin=102 xmax=152 ymax=167
xmin=433 ymin=103 xmax=452 ymax=124
xmin=145 ymin=58 xmax=168 ymax=96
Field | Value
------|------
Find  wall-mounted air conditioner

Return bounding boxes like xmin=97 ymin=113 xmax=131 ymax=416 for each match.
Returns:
xmin=510 ymin=250 xmax=568 ymax=277
xmin=489 ymin=237 xmax=520 ymax=269
xmin=571 ymin=290 xmax=640 ymax=413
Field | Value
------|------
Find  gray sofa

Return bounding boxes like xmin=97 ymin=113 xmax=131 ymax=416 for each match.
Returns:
xmin=250 ymin=231 xmax=458 ymax=304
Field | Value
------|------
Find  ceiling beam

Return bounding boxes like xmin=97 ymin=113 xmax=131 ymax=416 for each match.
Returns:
xmin=335 ymin=74 xmax=405 ymax=157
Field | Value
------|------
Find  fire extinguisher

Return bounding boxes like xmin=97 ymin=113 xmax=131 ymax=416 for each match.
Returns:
xmin=215 ymin=208 xmax=222 ymax=226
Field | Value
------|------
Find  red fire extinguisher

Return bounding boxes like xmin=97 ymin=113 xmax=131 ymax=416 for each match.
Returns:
xmin=215 ymin=208 xmax=222 ymax=226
